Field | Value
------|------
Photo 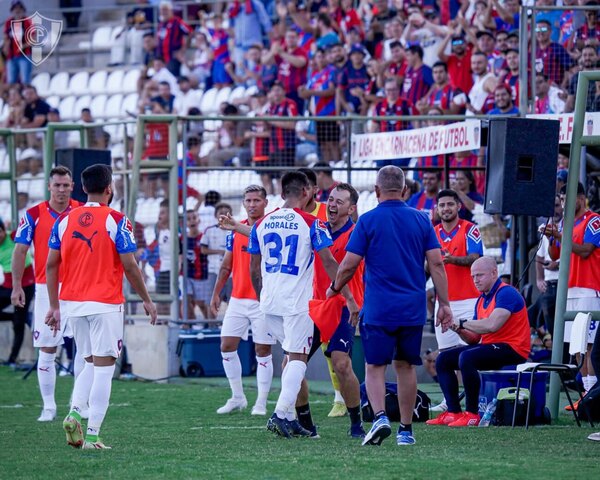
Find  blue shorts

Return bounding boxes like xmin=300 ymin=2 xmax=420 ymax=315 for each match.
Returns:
xmin=212 ymin=61 xmax=233 ymax=85
xmin=359 ymin=322 xmax=423 ymax=366
xmin=306 ymin=308 xmax=354 ymax=360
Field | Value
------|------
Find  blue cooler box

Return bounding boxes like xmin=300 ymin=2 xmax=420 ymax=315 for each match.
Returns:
xmin=177 ymin=328 xmax=256 ymax=377
xmin=479 ymin=369 xmax=549 ymax=421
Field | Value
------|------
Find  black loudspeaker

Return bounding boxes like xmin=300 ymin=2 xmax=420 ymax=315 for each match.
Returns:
xmin=55 ymin=148 xmax=111 ymax=203
xmin=484 ymin=118 xmax=559 ymax=217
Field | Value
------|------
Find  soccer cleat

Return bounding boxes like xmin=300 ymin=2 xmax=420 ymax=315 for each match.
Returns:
xmin=587 ymin=432 xmax=600 ymax=442
xmin=348 ymin=422 xmax=366 ymax=439
xmin=362 ymin=415 xmax=392 ymax=446
xmin=429 ymin=399 xmax=448 ymax=413
xmin=266 ymin=414 xmax=292 ymax=439
xmin=396 ymin=431 xmax=416 ymax=446
xmin=425 ymin=411 xmax=464 ymax=426
xmin=288 ymin=420 xmax=312 ymax=437
xmin=37 ymin=409 xmax=57 ymax=422
xmin=62 ymin=414 xmax=84 ymax=448
xmin=216 ymin=396 xmax=248 ymax=414
xmin=448 ymin=412 xmax=480 ymax=427
xmin=327 ymin=401 xmax=348 ymax=417
xmin=308 ymin=425 xmax=320 ymax=439
xmin=82 ymin=439 xmax=112 ymax=450
xmin=251 ymin=404 xmax=267 ymax=416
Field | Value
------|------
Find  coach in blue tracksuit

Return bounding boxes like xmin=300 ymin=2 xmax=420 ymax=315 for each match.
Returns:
xmin=327 ymin=165 xmax=452 ymax=446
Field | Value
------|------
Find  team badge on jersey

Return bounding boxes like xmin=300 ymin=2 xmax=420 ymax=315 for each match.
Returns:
xmin=590 ymin=217 xmax=600 ymax=235
xmin=78 ymin=212 xmax=94 ymax=227
xmin=468 ymin=225 xmax=482 ymax=244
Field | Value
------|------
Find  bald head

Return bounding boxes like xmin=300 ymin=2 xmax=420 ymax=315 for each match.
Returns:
xmin=376 ymin=166 xmax=406 ymax=195
xmin=471 ymin=256 xmax=499 ymax=293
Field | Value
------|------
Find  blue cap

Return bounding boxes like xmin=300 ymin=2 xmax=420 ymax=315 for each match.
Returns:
xmin=349 ymin=44 xmax=366 ymax=56
xmin=557 ymin=169 xmax=568 ymax=183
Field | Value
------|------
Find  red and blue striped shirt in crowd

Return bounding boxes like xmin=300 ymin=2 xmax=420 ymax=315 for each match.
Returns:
xmin=277 ymin=47 xmax=308 ymax=95
xmin=307 ymin=66 xmax=336 ymax=116
xmin=298 ymin=30 xmax=315 ymax=55
xmin=427 ymin=84 xmax=460 ymax=111
xmin=339 ymin=62 xmax=370 ymax=112
xmin=574 ymin=22 xmax=599 ymax=45
xmin=209 ymin=28 xmax=231 ymax=64
xmin=416 ymin=155 xmax=445 ymax=180
xmin=387 ymin=61 xmax=407 ymax=79
xmin=402 ymin=65 xmax=433 ymax=107
xmin=259 ymin=64 xmax=278 ymax=90
xmin=535 ymin=42 xmax=572 ymax=85
xmin=186 ymin=234 xmax=208 ymax=280
xmin=503 ymin=71 xmax=520 ymax=102
xmin=407 ymin=191 xmax=437 ymax=222
xmin=374 ymin=98 xmax=416 ymax=132
xmin=268 ymin=99 xmax=298 ymax=152
xmin=157 ymin=16 xmax=191 ymax=63
xmin=252 ymin=120 xmax=270 ymax=162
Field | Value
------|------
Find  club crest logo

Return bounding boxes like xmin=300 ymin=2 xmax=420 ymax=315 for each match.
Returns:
xmin=11 ymin=12 xmax=63 ymax=67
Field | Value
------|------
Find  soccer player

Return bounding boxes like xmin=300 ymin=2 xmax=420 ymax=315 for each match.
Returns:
xmin=248 ymin=171 xmax=358 ymax=438
xmin=433 ymin=189 xmax=484 ymax=352
xmin=11 ymin=166 xmax=81 ymax=422
xmin=45 ymin=164 xmax=157 ymax=449
xmin=210 ymin=185 xmax=275 ymax=416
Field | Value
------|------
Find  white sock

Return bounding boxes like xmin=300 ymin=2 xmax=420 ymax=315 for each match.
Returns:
xmin=87 ymin=365 xmax=116 ymax=437
xmin=222 ymin=351 xmax=244 ymax=399
xmin=37 ymin=351 xmax=57 ymax=411
xmin=71 ymin=361 xmax=94 ymax=413
xmin=334 ymin=390 xmax=344 ymax=403
xmin=275 ymin=360 xmax=306 ymax=419
xmin=73 ymin=353 xmax=86 ymax=379
xmin=255 ymin=355 xmax=273 ymax=406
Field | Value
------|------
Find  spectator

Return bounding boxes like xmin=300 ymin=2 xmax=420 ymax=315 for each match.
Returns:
xmin=535 ymin=19 xmax=572 ymax=87
xmin=402 ymin=44 xmax=433 ymax=108
xmin=437 ymin=30 xmax=473 ymax=94
xmin=1 ymin=85 xmax=25 ymax=128
xmin=80 ymin=108 xmax=107 ymax=149
xmin=402 ymin=5 xmax=449 ymax=67
xmin=500 ymin=48 xmax=521 ymax=102
xmin=205 ymin=12 xmax=235 ymax=87
xmin=264 ymin=27 xmax=309 ymax=112
xmin=21 ymin=85 xmax=50 ymax=129
xmin=565 ymin=45 xmax=598 ymax=113
xmin=156 ymin=1 xmax=191 ymax=77
xmin=536 ymin=0 xmax=563 ymax=43
xmin=571 ymin=2 xmax=600 ymax=53
xmin=228 ymin=0 xmax=272 ymax=68
xmin=415 ymin=107 xmax=446 ymax=179
xmin=450 ymin=170 xmax=484 ymax=223
xmin=370 ymin=77 xmax=416 ymax=134
xmin=489 ymin=0 xmax=520 ymax=32
xmin=151 ymin=81 xmax=176 ymax=114
xmin=488 ymin=84 xmax=519 ymax=115
xmin=152 ymin=199 xmax=177 ymax=315
xmin=427 ymin=256 xmax=530 ymax=427
xmin=294 ymin=118 xmax=318 ymax=164
xmin=183 ymin=210 xmax=210 ymax=321
xmin=233 ymin=44 xmax=263 ymax=88
xmin=315 ymin=12 xmax=341 ymax=49
xmin=0 ymin=218 xmax=35 ymax=366
xmin=3 ymin=0 xmax=32 ymax=85
xmin=149 ymin=56 xmax=179 ymax=94
xmin=109 ymin=2 xmax=153 ymax=66
xmin=374 ymin=17 xmax=403 ymax=61
xmin=206 ymin=104 xmax=251 ymax=166
xmin=338 ymin=44 xmax=371 ymax=115
xmin=408 ymin=169 xmax=442 ymax=223
xmin=178 ymin=134 xmax=202 ymax=207
xmin=314 ymin=161 xmax=339 ymax=203
xmin=329 ymin=165 xmax=451 ymax=446
xmin=377 ymin=40 xmax=406 ymax=89
xmin=364 ymin=0 xmax=398 ymax=52
xmin=475 ymin=30 xmax=503 ymax=76
xmin=534 ymin=73 xmax=566 ymax=114
xmin=188 ymin=29 xmax=213 ymax=89
xmin=174 ymin=76 xmax=202 ymax=116
xmin=417 ymin=61 xmax=462 ymax=114
xmin=466 ymin=51 xmax=498 ymax=115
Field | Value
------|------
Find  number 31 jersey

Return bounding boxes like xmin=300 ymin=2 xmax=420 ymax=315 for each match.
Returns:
xmin=248 ymin=207 xmax=333 ymax=316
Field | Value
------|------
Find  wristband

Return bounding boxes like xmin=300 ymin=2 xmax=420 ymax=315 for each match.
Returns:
xmin=459 ymin=319 xmax=468 ymax=330
xmin=330 ymin=281 xmax=341 ymax=294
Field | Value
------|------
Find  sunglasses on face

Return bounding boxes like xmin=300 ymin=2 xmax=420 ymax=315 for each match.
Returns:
xmin=536 ymin=27 xmax=549 ymax=33
xmin=451 ymin=39 xmax=465 ymax=46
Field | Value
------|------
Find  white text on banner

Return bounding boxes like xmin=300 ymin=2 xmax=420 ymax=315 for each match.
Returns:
xmin=527 ymin=112 xmax=600 ymax=143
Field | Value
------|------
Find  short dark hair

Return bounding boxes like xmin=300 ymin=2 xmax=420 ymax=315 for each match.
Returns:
xmin=81 ymin=164 xmax=112 ymax=194
xmin=560 ymin=182 xmax=586 ymax=196
xmin=0 ymin=218 xmax=5 ymax=231
xmin=215 ymin=202 xmax=232 ymax=213
xmin=407 ymin=44 xmax=424 ymax=59
xmin=423 ymin=169 xmax=442 ymax=179
xmin=432 ymin=61 xmax=447 ymax=71
xmin=313 ymin=161 xmax=333 ymax=177
xmin=81 ymin=108 xmax=91 ymax=114
xmin=297 ymin=168 xmax=317 ymax=187
xmin=187 ymin=134 xmax=201 ymax=149
xmin=390 ymin=40 xmax=403 ymax=50
xmin=49 ymin=166 xmax=72 ymax=179
xmin=436 ymin=189 xmax=461 ymax=203
xmin=281 ymin=171 xmax=309 ymax=198
xmin=335 ymin=183 xmax=359 ymax=205
xmin=160 ymin=199 xmax=169 ymax=208
xmin=243 ymin=184 xmax=268 ymax=198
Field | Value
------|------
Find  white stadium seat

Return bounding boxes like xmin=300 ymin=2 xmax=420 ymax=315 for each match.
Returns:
xmin=88 ymin=70 xmax=108 ymax=95
xmin=215 ymin=87 xmax=232 ymax=109
xmin=91 ymin=26 xmax=113 ymax=50
xmin=121 ymin=92 xmax=139 ymax=117
xmin=31 ymin=72 xmax=50 ymax=97
xmin=106 ymin=70 xmax=125 ymax=94
xmin=74 ymin=95 xmax=92 ymax=117
xmin=89 ymin=94 xmax=108 ymax=118
xmin=122 ymin=70 xmax=140 ymax=94
xmin=58 ymin=95 xmax=77 ymax=121
xmin=200 ymin=87 xmax=218 ymax=114
xmin=105 ymin=94 xmax=124 ymax=118
xmin=228 ymin=85 xmax=246 ymax=103
xmin=68 ymin=71 xmax=90 ymax=96
xmin=47 ymin=72 xmax=69 ymax=96
xmin=45 ymin=95 xmax=60 ymax=109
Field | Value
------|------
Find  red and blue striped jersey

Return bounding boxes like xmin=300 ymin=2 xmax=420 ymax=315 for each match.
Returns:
xmin=277 ymin=47 xmax=308 ymax=94
xmin=268 ymin=99 xmax=298 ymax=152
xmin=307 ymin=66 xmax=336 ymax=116
xmin=427 ymin=84 xmax=459 ymax=111
xmin=408 ymin=191 xmax=437 ymax=222
xmin=402 ymin=65 xmax=433 ymax=107
xmin=535 ymin=42 xmax=572 ymax=85
xmin=209 ymin=28 xmax=231 ymax=64
xmin=186 ymin=234 xmax=208 ymax=280
xmin=157 ymin=16 xmax=191 ymax=63
xmin=373 ymin=98 xmax=415 ymax=132
xmin=503 ymin=71 xmax=520 ymax=101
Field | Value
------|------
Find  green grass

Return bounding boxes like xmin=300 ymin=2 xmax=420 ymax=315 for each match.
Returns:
xmin=0 ymin=367 xmax=597 ymax=480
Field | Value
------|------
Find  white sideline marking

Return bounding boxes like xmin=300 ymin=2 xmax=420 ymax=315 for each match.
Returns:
xmin=0 ymin=404 xmax=24 ymax=408
xmin=190 ymin=426 xmax=265 ymax=430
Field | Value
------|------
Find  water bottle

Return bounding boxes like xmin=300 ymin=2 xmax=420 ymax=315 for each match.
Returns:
xmin=479 ymin=398 xmax=497 ymax=427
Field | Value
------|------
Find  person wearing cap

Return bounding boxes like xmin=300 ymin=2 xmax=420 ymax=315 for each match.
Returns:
xmin=506 ymin=30 xmax=519 ymax=50
xmin=228 ymin=0 xmax=271 ymax=70
xmin=542 ymin=182 xmax=600 ymax=403
xmin=338 ymin=44 xmax=371 ymax=116
xmin=437 ymin=27 xmax=473 ymax=94
xmin=3 ymin=1 xmax=32 ymax=85
xmin=535 ymin=18 xmax=572 ymax=86
xmin=488 ymin=84 xmax=519 ymax=115
xmin=403 ymin=4 xmax=450 ymax=67
xmin=475 ymin=30 xmax=502 ymax=75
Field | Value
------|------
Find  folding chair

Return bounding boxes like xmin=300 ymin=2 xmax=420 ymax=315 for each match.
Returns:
xmin=512 ymin=312 xmax=593 ymax=428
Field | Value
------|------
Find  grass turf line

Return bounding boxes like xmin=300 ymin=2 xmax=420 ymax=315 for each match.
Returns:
xmin=0 ymin=367 xmax=597 ymax=480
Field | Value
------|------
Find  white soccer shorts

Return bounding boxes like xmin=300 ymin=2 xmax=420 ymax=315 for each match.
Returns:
xmin=33 ymin=283 xmax=67 ymax=348
xmin=220 ymin=297 xmax=275 ymax=345
xmin=70 ymin=310 xmax=124 ymax=359
xmin=264 ymin=312 xmax=313 ymax=354
xmin=567 ymin=294 xmax=600 ymax=343
xmin=434 ymin=298 xmax=478 ymax=350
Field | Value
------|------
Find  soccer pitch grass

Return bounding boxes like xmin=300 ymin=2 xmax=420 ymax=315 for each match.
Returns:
xmin=0 ymin=367 xmax=597 ymax=480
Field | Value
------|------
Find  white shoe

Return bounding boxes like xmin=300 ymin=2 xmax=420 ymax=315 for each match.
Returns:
xmin=38 ymin=409 xmax=57 ymax=422
xmin=217 ymin=397 xmax=247 ymax=414
xmin=429 ymin=399 xmax=448 ymax=413
xmin=251 ymin=404 xmax=267 ymax=416
xmin=588 ymin=432 xmax=600 ymax=442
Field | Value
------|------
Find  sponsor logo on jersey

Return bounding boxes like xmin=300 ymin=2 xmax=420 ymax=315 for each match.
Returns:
xmin=590 ymin=217 xmax=600 ymax=235
xmin=72 ymin=230 xmax=98 ymax=252
xmin=468 ymin=226 xmax=482 ymax=243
